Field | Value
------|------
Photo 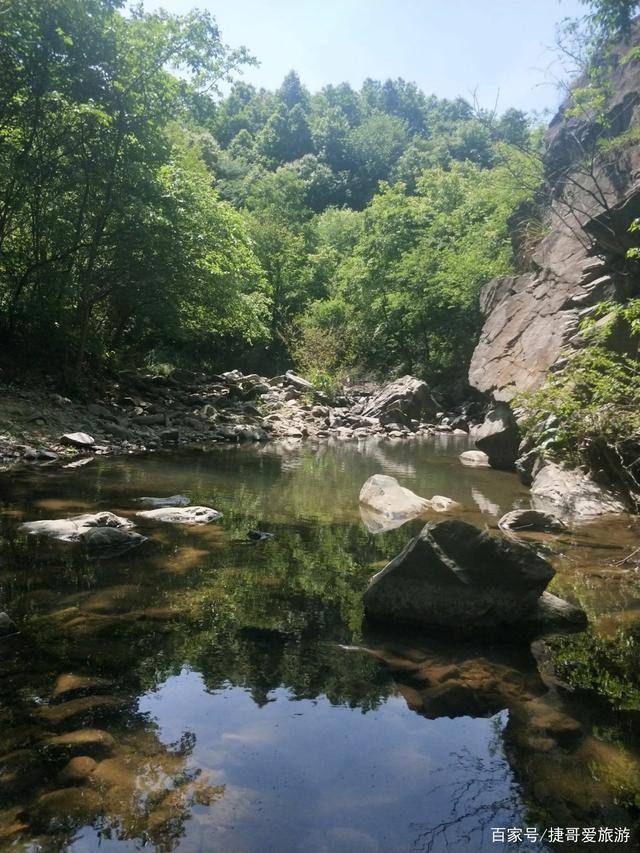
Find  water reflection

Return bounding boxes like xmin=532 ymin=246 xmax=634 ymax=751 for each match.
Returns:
xmin=0 ymin=440 xmax=639 ymax=851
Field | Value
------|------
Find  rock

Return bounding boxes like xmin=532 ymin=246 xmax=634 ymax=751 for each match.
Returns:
xmin=515 ymin=447 xmax=543 ymax=486
xmin=359 ymin=474 xmax=431 ymax=532
xmin=285 ymin=371 xmax=314 ymax=392
xmin=521 ymin=591 xmax=587 ymax=634
xmin=430 ymin=495 xmax=461 ymax=513
xmin=159 ymin=427 xmax=179 ymax=443
xmin=247 ymin=530 xmax=274 ymax=541
xmin=57 ymin=755 xmax=98 ymax=785
xmin=362 ymin=375 xmax=439 ymax=421
xmin=36 ymin=695 xmax=123 ymax=728
xmin=29 ymin=787 xmax=103 ymax=832
xmin=0 ymin=611 xmax=18 ymax=638
xmin=60 ymin=432 xmax=95 ymax=448
xmin=498 ymin=509 xmax=568 ymax=534
xmin=531 ymin=462 xmax=627 ymax=519
xmin=19 ymin=511 xmax=134 ymax=542
xmin=473 ymin=404 xmax=520 ymax=470
xmin=136 ymin=495 xmax=190 ymax=508
xmin=459 ymin=450 xmax=490 ymax=467
xmin=363 ymin=519 xmax=555 ymax=630
xmin=79 ymin=526 xmax=147 ymax=559
xmin=42 ymin=729 xmax=116 ymax=758
xmin=52 ymin=673 xmax=113 ymax=702
xmin=135 ymin=506 xmax=223 ymax=524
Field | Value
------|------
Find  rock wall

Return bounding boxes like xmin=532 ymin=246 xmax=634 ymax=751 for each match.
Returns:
xmin=469 ymin=33 xmax=640 ymax=402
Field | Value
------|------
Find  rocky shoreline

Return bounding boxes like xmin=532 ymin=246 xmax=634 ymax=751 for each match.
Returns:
xmin=0 ymin=368 xmax=631 ymax=521
xmin=0 ymin=370 xmax=480 ymax=471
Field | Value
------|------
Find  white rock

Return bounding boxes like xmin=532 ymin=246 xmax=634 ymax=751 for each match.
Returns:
xmin=20 ymin=512 xmax=134 ymax=542
xmin=459 ymin=450 xmax=490 ymax=467
xmin=135 ymin=506 xmax=222 ymax=524
xmin=60 ymin=432 xmax=95 ymax=448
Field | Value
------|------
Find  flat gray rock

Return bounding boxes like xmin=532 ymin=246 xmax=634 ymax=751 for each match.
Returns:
xmin=136 ymin=495 xmax=191 ymax=508
xmin=498 ymin=509 xmax=568 ymax=534
xmin=135 ymin=506 xmax=223 ymax=524
xmin=60 ymin=432 xmax=95 ymax=448
xmin=20 ymin=512 xmax=134 ymax=542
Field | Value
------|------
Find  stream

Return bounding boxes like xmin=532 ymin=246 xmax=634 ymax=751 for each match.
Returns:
xmin=0 ymin=435 xmax=639 ymax=853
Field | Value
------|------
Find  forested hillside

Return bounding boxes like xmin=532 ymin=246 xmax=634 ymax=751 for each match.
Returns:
xmin=0 ymin=0 xmax=541 ymax=389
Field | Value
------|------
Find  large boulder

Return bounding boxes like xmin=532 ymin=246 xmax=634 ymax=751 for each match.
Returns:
xmin=459 ymin=450 xmax=490 ymax=468
xmin=531 ymin=462 xmax=627 ymax=519
xmin=364 ymin=519 xmax=555 ymax=630
xmin=362 ymin=376 xmax=439 ymax=421
xmin=19 ymin=512 xmax=134 ymax=542
xmin=472 ymin=404 xmax=520 ymax=470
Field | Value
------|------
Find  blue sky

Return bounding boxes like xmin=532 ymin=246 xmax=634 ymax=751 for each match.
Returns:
xmin=142 ymin=0 xmax=587 ymax=114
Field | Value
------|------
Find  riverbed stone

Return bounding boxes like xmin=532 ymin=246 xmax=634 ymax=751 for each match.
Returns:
xmin=521 ymin=591 xmax=587 ymax=634
xmin=364 ymin=519 xmax=555 ymax=630
xmin=42 ymin=729 xmax=116 ymax=758
xmin=29 ymin=787 xmax=103 ymax=832
xmin=135 ymin=505 xmax=223 ymax=524
xmin=57 ymin=755 xmax=98 ymax=785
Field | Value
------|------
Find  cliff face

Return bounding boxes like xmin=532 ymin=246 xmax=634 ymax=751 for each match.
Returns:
xmin=469 ymin=36 xmax=640 ymax=402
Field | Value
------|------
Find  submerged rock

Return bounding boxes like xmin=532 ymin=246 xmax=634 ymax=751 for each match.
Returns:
xmin=79 ymin=526 xmax=147 ymax=558
xmin=19 ymin=511 xmax=134 ymax=542
xmin=136 ymin=494 xmax=191 ymax=508
xmin=364 ymin=519 xmax=555 ymax=630
xmin=247 ymin=530 xmax=274 ymax=541
xmin=135 ymin=505 xmax=223 ymax=524
xmin=498 ymin=509 xmax=568 ymax=534
xmin=42 ymin=729 xmax=116 ymax=758
xmin=531 ymin=462 xmax=627 ymax=519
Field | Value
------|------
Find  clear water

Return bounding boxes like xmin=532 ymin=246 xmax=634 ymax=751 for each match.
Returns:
xmin=0 ymin=436 xmax=639 ymax=852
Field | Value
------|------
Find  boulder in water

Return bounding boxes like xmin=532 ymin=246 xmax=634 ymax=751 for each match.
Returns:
xmin=19 ymin=511 xmax=134 ymax=542
xmin=459 ymin=450 xmax=490 ymax=467
xmin=364 ymin=519 xmax=555 ymax=630
xmin=135 ymin=506 xmax=222 ymax=524
xmin=531 ymin=462 xmax=627 ymax=519
xmin=359 ymin=474 xmax=459 ymax=533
